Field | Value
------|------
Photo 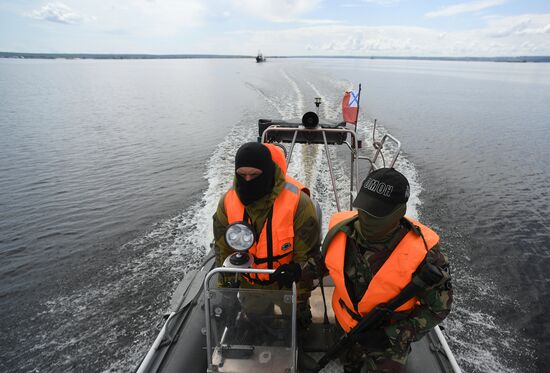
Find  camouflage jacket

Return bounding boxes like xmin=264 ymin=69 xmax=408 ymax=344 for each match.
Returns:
xmin=212 ymin=166 xmax=321 ymax=301
xmin=340 ymin=219 xmax=453 ymax=349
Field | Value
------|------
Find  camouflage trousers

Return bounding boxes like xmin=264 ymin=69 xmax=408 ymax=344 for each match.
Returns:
xmin=340 ymin=342 xmax=409 ymax=373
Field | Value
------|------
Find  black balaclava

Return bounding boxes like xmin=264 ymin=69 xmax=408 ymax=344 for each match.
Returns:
xmin=234 ymin=142 xmax=275 ymax=205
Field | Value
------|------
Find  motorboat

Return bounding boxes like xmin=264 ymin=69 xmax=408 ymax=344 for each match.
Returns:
xmin=136 ymin=103 xmax=461 ymax=373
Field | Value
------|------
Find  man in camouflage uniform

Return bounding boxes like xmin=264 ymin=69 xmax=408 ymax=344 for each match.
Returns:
xmin=323 ymin=168 xmax=453 ymax=372
xmin=213 ymin=142 xmax=320 ymax=327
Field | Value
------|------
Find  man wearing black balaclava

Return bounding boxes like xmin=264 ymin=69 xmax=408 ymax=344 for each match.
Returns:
xmin=213 ymin=142 xmax=321 ymax=332
xmin=322 ymin=168 xmax=453 ymax=373
xmin=234 ymin=142 xmax=276 ymax=205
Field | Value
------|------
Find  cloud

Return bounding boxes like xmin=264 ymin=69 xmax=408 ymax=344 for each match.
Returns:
xmin=488 ymin=18 xmax=531 ymax=37
xmin=28 ymin=2 xmax=86 ymax=24
xmin=82 ymin=1 xmax=207 ymax=37
xmin=425 ymin=0 xmax=507 ymax=18
xmin=230 ymin=0 xmax=321 ymax=22
xmin=10 ymin=0 xmax=550 ymax=57
xmin=213 ymin=18 xmax=550 ymax=57
xmin=484 ymin=13 xmax=550 ymax=37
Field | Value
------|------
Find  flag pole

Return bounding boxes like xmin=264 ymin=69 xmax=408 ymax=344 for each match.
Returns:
xmin=355 ymin=83 xmax=362 ymax=133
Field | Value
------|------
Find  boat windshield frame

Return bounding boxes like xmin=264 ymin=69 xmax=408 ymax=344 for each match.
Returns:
xmin=261 ymin=123 xmax=402 ymax=211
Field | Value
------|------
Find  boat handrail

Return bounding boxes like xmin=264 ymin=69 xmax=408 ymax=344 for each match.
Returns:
xmin=370 ymin=133 xmax=402 ymax=169
xmin=261 ymin=125 xmax=360 ymax=211
xmin=435 ymin=325 xmax=462 ymax=373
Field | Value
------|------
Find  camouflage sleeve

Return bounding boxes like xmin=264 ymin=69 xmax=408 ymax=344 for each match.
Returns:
xmin=292 ymin=191 xmax=321 ymax=301
xmin=213 ymin=193 xmax=233 ymax=285
xmin=384 ymin=244 xmax=453 ymax=349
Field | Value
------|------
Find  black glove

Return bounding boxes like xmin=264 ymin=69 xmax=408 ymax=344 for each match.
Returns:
xmin=272 ymin=262 xmax=302 ymax=289
xmin=416 ymin=261 xmax=445 ymax=287
xmin=356 ymin=328 xmax=392 ymax=350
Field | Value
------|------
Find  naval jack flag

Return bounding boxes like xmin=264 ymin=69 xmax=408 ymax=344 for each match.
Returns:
xmin=342 ymin=86 xmax=361 ymax=125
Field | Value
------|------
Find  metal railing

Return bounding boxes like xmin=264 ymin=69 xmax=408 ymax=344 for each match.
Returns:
xmin=261 ymin=125 xmax=360 ymax=211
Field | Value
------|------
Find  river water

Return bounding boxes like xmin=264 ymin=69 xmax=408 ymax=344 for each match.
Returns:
xmin=0 ymin=58 xmax=548 ymax=372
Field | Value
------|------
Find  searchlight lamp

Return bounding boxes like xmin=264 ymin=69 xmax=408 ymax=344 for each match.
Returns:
xmin=223 ymin=222 xmax=256 ymax=268
xmin=225 ymin=222 xmax=255 ymax=252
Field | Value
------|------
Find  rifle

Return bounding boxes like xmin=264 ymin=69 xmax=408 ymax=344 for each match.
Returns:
xmin=313 ymin=262 xmax=445 ymax=372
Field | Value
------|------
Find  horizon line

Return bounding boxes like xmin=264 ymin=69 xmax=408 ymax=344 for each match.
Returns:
xmin=1 ymin=51 xmax=549 ymax=62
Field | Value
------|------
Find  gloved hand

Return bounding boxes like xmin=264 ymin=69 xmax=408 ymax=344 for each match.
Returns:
xmin=416 ymin=261 xmax=445 ymax=287
xmin=272 ymin=262 xmax=302 ymax=289
xmin=356 ymin=328 xmax=392 ymax=350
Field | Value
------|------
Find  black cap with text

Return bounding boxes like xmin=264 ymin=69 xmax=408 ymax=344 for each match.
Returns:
xmin=352 ymin=168 xmax=410 ymax=217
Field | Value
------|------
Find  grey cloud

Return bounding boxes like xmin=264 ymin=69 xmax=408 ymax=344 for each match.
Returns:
xmin=489 ymin=18 xmax=531 ymax=37
xmin=517 ymin=23 xmax=550 ymax=35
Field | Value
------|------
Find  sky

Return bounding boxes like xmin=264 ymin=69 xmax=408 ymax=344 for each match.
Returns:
xmin=1 ymin=0 xmax=549 ymax=56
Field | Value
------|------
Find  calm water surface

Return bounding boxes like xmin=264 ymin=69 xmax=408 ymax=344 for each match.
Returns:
xmin=0 ymin=58 xmax=548 ymax=372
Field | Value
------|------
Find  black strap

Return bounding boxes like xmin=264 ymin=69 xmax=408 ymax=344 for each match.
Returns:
xmin=266 ymin=208 xmax=274 ymax=269
xmin=253 ymin=250 xmax=292 ymax=264
xmin=319 ymin=276 xmax=330 ymax=325
xmin=242 ymin=209 xmax=260 ymax=244
xmin=403 ymin=218 xmax=430 ymax=252
xmin=242 ymin=206 xmax=282 ymax=282
xmin=338 ymin=298 xmax=362 ymax=322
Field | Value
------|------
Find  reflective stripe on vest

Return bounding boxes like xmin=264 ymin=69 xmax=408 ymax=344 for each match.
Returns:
xmin=224 ymin=177 xmax=303 ymax=283
xmin=325 ymin=211 xmax=440 ymax=332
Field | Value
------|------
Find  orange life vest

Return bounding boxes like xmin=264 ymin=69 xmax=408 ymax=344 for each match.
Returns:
xmin=264 ymin=143 xmax=310 ymax=196
xmin=265 ymin=143 xmax=287 ymax=175
xmin=224 ymin=176 xmax=305 ymax=283
xmin=324 ymin=211 xmax=440 ymax=332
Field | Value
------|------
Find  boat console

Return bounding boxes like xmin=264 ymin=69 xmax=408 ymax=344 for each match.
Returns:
xmin=204 ymin=267 xmax=297 ymax=373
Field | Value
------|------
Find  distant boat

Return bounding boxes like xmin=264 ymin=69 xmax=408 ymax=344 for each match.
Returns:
xmin=256 ymin=52 xmax=266 ymax=63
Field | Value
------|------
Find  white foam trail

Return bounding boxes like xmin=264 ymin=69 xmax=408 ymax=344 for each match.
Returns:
xmin=244 ymin=82 xmax=286 ymax=118
xmin=281 ymin=70 xmax=305 ymax=118
xmin=352 ymin=117 xmax=422 ymax=220
xmin=173 ymin=122 xmax=257 ymax=254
